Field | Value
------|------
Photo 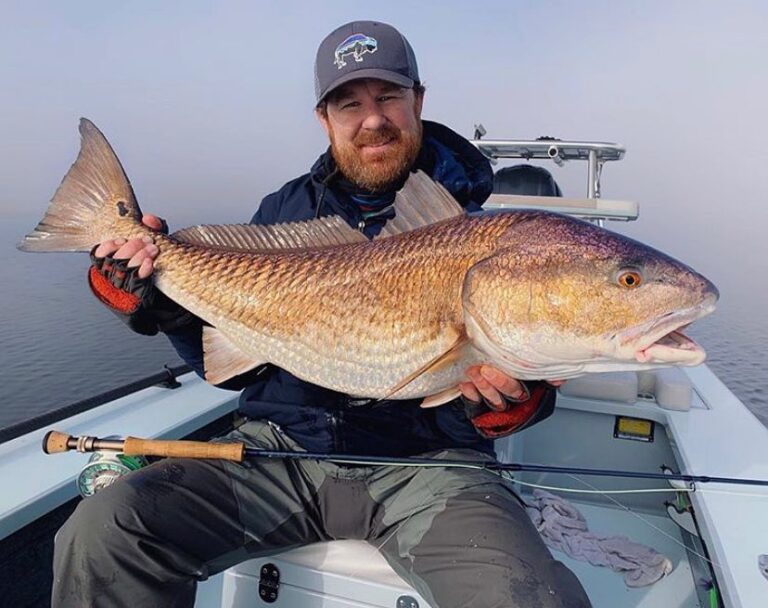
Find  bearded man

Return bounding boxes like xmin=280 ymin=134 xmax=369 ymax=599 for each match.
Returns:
xmin=52 ymin=21 xmax=591 ymax=608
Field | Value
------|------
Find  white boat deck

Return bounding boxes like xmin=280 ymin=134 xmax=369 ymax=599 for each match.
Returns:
xmin=557 ymin=502 xmax=699 ymax=608
xmin=193 ymin=500 xmax=698 ymax=608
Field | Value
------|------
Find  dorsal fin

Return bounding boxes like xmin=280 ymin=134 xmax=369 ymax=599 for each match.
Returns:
xmin=375 ymin=170 xmax=466 ymax=240
xmin=171 ymin=216 xmax=367 ymax=252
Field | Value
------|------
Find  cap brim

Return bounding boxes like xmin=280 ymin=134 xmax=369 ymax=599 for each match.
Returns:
xmin=316 ymin=69 xmax=415 ymax=104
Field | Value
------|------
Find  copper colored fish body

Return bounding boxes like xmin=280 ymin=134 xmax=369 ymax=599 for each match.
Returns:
xmin=152 ymin=214 xmax=513 ymax=396
xmin=19 ymin=120 xmax=718 ymax=403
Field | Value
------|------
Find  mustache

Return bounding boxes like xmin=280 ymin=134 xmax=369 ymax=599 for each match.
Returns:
xmin=354 ymin=125 xmax=402 ymax=147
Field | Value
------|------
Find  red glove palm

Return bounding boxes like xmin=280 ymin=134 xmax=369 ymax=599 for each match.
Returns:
xmin=463 ymin=381 xmax=556 ymax=439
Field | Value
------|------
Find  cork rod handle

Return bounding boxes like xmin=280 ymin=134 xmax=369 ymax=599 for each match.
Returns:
xmin=42 ymin=430 xmax=72 ymax=454
xmin=123 ymin=437 xmax=245 ymax=462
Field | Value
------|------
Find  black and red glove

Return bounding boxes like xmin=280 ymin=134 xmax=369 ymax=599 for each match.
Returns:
xmin=462 ymin=381 xmax=556 ymax=439
xmin=88 ymin=246 xmax=196 ymax=336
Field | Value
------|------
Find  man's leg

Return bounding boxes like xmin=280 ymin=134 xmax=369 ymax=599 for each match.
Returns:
xmin=52 ymin=421 xmax=328 ymax=608
xmin=369 ymin=450 xmax=591 ymax=608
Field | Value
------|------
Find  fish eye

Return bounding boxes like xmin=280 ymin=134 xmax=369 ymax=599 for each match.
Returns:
xmin=617 ymin=270 xmax=643 ymax=289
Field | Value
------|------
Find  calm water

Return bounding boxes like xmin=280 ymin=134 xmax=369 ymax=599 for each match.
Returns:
xmin=1 ymin=217 xmax=766 ymax=431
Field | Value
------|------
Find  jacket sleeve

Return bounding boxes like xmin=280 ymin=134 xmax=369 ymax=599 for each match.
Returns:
xmin=165 ymin=322 xmax=205 ymax=376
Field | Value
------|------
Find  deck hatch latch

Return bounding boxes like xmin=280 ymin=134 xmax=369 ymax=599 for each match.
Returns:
xmin=397 ymin=596 xmax=419 ymax=608
xmin=258 ymin=563 xmax=280 ymax=603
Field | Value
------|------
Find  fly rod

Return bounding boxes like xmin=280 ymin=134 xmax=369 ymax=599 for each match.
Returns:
xmin=43 ymin=430 xmax=768 ymax=488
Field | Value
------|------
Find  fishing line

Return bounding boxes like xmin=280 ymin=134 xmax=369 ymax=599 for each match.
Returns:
xmin=498 ymin=477 xmax=768 ymax=498
xmin=46 ymin=431 xmax=762 ymax=584
xmin=243 ymin=448 xmax=768 ymax=488
xmin=564 ymin=472 xmax=724 ymax=574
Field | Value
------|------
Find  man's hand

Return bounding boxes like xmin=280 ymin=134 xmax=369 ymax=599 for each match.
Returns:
xmin=93 ymin=214 xmax=165 ymax=278
xmin=459 ymin=365 xmax=563 ymax=439
xmin=88 ymin=213 xmax=194 ymax=336
xmin=459 ymin=365 xmax=564 ymax=411
xmin=459 ymin=365 xmax=525 ymax=411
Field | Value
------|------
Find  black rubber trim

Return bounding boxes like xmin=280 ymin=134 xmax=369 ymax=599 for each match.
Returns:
xmin=0 ymin=364 xmax=191 ymax=445
xmin=41 ymin=431 xmax=54 ymax=455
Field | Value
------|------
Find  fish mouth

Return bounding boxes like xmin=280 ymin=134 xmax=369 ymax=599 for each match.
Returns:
xmin=619 ymin=298 xmax=716 ymax=366
xmin=635 ymin=328 xmax=704 ymax=364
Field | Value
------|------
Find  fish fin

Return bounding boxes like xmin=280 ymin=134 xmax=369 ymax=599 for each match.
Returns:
xmin=203 ymin=327 xmax=266 ymax=385
xmin=18 ymin=118 xmax=143 ymax=253
xmin=375 ymin=170 xmax=466 ymax=240
xmin=383 ymin=331 xmax=469 ymax=399
xmin=171 ymin=216 xmax=367 ymax=252
xmin=420 ymin=387 xmax=463 ymax=409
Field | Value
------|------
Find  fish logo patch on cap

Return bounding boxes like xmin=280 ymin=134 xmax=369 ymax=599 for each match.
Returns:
xmin=334 ymin=34 xmax=378 ymax=69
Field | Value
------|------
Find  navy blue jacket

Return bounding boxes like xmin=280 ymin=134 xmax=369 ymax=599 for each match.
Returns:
xmin=167 ymin=121 xmax=496 ymax=456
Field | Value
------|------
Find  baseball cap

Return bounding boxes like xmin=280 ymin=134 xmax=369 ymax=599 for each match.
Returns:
xmin=314 ymin=21 xmax=420 ymax=105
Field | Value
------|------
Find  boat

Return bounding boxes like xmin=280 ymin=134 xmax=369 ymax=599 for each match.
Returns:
xmin=1 ymin=134 xmax=766 ymax=608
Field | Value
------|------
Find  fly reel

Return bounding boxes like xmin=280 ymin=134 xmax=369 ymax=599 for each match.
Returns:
xmin=77 ymin=447 xmax=148 ymax=497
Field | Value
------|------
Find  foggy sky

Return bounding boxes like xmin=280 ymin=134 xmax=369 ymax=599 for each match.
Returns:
xmin=1 ymin=0 xmax=767 ymax=304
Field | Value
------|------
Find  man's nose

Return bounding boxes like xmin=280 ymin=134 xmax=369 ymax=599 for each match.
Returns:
xmin=360 ymin=104 xmax=389 ymax=130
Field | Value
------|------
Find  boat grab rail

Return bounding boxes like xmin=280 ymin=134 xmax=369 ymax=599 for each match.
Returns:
xmin=0 ymin=364 xmax=191 ymax=445
xmin=470 ymin=134 xmax=626 ymax=200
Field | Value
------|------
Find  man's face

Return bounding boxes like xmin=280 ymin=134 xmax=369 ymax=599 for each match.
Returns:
xmin=316 ymin=79 xmax=424 ymax=192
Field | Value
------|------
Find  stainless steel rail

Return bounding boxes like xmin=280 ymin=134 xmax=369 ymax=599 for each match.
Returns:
xmin=471 ymin=138 xmax=626 ymax=205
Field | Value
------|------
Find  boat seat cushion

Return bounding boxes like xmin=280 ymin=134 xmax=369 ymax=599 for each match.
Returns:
xmin=559 ymin=372 xmax=639 ymax=403
xmin=559 ymin=370 xmax=692 ymax=410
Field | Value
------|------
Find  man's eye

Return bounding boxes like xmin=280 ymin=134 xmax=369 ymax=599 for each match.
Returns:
xmin=340 ymin=101 xmax=360 ymax=110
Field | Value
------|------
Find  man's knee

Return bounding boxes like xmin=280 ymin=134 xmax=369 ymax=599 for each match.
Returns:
xmin=55 ymin=470 xmax=147 ymax=559
xmin=405 ymin=488 xmax=591 ymax=607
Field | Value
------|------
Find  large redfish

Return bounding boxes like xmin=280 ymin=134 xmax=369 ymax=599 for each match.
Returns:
xmin=19 ymin=119 xmax=718 ymax=405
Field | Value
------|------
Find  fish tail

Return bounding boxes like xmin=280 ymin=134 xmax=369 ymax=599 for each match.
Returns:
xmin=17 ymin=118 xmax=145 ymax=253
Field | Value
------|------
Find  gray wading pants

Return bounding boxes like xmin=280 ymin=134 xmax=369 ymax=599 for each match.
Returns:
xmin=53 ymin=420 xmax=591 ymax=608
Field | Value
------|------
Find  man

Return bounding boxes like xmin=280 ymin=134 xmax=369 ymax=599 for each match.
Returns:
xmin=53 ymin=21 xmax=591 ymax=608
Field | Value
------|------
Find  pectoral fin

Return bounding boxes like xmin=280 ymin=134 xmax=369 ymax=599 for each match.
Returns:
xmin=383 ymin=331 xmax=469 ymax=400
xmin=203 ymin=327 xmax=266 ymax=385
xmin=420 ymin=387 xmax=463 ymax=408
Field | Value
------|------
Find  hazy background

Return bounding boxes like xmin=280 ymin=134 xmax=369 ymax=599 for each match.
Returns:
xmin=1 ymin=1 xmax=766 ymax=427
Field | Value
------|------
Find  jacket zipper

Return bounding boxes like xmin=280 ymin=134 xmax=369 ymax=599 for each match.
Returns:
xmin=328 ymin=410 xmax=341 ymax=452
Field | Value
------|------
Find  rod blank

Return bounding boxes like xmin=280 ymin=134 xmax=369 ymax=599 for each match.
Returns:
xmin=41 ymin=431 xmax=768 ymax=487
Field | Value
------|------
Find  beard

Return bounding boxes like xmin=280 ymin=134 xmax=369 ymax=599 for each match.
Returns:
xmin=329 ymin=120 xmax=423 ymax=193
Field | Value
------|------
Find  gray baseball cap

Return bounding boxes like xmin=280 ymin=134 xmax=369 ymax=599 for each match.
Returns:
xmin=314 ymin=21 xmax=420 ymax=105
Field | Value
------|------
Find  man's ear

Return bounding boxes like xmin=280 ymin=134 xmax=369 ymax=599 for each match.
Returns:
xmin=315 ymin=107 xmax=331 ymax=137
xmin=414 ymin=90 xmax=425 ymax=118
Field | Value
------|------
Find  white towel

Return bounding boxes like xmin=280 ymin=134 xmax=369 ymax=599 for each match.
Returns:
xmin=525 ymin=489 xmax=673 ymax=587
